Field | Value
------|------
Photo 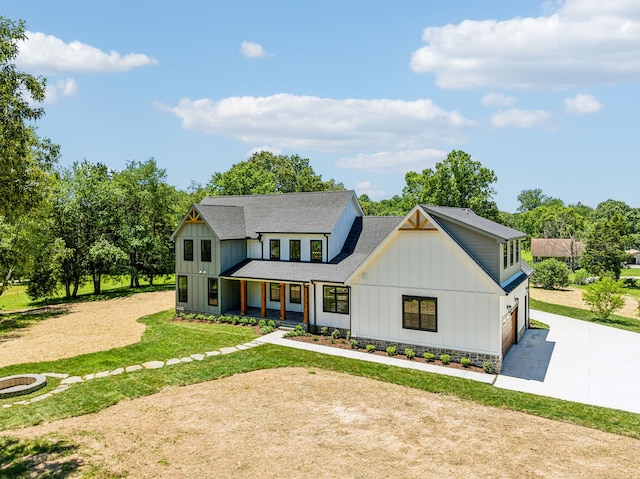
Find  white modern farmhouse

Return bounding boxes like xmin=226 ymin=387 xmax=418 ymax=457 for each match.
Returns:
xmin=172 ymin=190 xmax=532 ymax=371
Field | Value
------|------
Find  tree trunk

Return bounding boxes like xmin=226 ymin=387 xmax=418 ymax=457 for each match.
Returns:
xmin=93 ymin=273 xmax=101 ymax=294
xmin=149 ymin=274 xmax=154 ymax=286
xmin=72 ymin=281 xmax=79 ymax=298
xmin=64 ymin=281 xmax=71 ymax=299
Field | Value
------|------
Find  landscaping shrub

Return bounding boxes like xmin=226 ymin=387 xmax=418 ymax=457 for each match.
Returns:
xmin=366 ymin=344 xmax=376 ymax=353
xmin=268 ymin=320 xmax=276 ymax=328
xmin=386 ymin=345 xmax=397 ymax=356
xmin=572 ymin=268 xmax=590 ymax=285
xmin=439 ymin=354 xmax=451 ymax=364
xmin=404 ymin=348 xmax=415 ymax=360
xmin=249 ymin=318 xmax=257 ymax=325
xmin=312 ymin=335 xmax=319 ymax=341
xmin=461 ymin=357 xmax=471 ymax=368
xmin=320 ymin=326 xmax=329 ymax=335
xmin=196 ymin=314 xmax=206 ymax=320
xmin=532 ymin=259 xmax=570 ymax=290
xmin=349 ymin=339 xmax=358 ymax=349
xmin=423 ymin=352 xmax=435 ymax=362
xmin=346 ymin=331 xmax=351 ymax=341
xmin=259 ymin=325 xmax=274 ymax=335
xmin=331 ymin=329 xmax=341 ymax=339
xmin=258 ymin=319 xmax=266 ymax=327
xmin=582 ymin=277 xmax=626 ymax=319
xmin=482 ymin=361 xmax=494 ymax=374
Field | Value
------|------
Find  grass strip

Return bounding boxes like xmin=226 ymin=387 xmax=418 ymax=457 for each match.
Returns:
xmin=531 ymin=299 xmax=640 ymax=333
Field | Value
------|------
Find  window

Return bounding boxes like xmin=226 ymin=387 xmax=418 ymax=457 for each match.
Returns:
xmin=201 ymin=240 xmax=211 ymax=263
xmin=323 ymin=286 xmax=349 ymax=314
xmin=509 ymin=240 xmax=515 ymax=266
xmin=503 ymin=243 xmax=508 ymax=270
xmin=178 ymin=275 xmax=188 ymax=302
xmin=208 ymin=278 xmax=218 ymax=306
xmin=290 ymin=239 xmax=301 ymax=262
xmin=184 ymin=239 xmax=193 ymax=261
xmin=270 ymin=239 xmax=280 ymax=260
xmin=270 ymin=283 xmax=281 ymax=302
xmin=311 ymin=240 xmax=322 ymax=263
xmin=515 ymin=240 xmax=520 ymax=263
xmin=290 ymin=284 xmax=301 ymax=304
xmin=402 ymin=296 xmax=437 ymax=332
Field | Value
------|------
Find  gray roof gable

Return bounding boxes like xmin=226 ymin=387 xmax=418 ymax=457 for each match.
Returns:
xmin=200 ymin=190 xmax=359 ymax=238
xmin=421 ymin=205 xmax=525 ymax=242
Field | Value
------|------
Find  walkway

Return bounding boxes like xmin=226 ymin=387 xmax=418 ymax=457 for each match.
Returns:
xmin=495 ymin=309 xmax=640 ymax=414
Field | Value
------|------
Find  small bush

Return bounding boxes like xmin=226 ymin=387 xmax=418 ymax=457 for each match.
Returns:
xmin=532 ymin=258 xmax=570 ymax=290
xmin=207 ymin=315 xmax=216 ymax=322
xmin=423 ymin=352 xmax=435 ymax=362
xmin=268 ymin=320 xmax=276 ymax=328
xmin=184 ymin=313 xmax=195 ymax=320
xmin=572 ymin=268 xmax=590 ymax=285
xmin=404 ymin=348 xmax=415 ymax=360
xmin=346 ymin=331 xmax=351 ymax=341
xmin=439 ymin=354 xmax=451 ymax=364
xmin=258 ymin=319 xmax=266 ymax=327
xmin=312 ymin=335 xmax=319 ymax=341
xmin=259 ymin=325 xmax=274 ymax=335
xmin=295 ymin=324 xmax=305 ymax=334
xmin=320 ymin=326 xmax=329 ymax=336
xmin=196 ymin=314 xmax=206 ymax=320
xmin=482 ymin=361 xmax=494 ymax=374
xmin=231 ymin=316 xmax=239 ymax=325
xmin=331 ymin=329 xmax=341 ymax=339
xmin=249 ymin=318 xmax=257 ymax=325
xmin=460 ymin=357 xmax=472 ymax=368
xmin=349 ymin=339 xmax=358 ymax=349
xmin=366 ymin=344 xmax=376 ymax=353
xmin=329 ymin=338 xmax=336 ymax=344
xmin=386 ymin=345 xmax=397 ymax=356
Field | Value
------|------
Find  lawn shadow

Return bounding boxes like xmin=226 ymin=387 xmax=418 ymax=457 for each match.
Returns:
xmin=0 ymin=435 xmax=82 ymax=478
xmin=0 ymin=307 xmax=69 ymax=339
xmin=500 ymin=329 xmax=555 ymax=382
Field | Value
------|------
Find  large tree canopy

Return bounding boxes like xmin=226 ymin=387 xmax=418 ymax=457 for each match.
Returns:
xmin=206 ymin=151 xmax=344 ymax=196
xmin=402 ymin=150 xmax=499 ymax=220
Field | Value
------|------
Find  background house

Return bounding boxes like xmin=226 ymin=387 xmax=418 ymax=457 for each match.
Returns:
xmin=531 ymin=238 xmax=584 ymax=270
xmin=172 ymin=191 xmax=532 ymax=371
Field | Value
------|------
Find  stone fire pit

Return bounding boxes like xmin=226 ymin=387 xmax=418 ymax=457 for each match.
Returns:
xmin=0 ymin=374 xmax=47 ymax=399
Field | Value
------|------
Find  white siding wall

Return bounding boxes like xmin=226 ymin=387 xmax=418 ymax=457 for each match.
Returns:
xmin=258 ymin=233 xmax=328 ymax=262
xmin=328 ymin=196 xmax=361 ymax=260
xmin=247 ymin=239 xmax=262 ymax=259
xmin=350 ymin=230 xmax=502 ymax=355
xmin=313 ymin=282 xmax=351 ymax=330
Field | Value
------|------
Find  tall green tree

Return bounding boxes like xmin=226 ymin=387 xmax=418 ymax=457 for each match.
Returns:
xmin=581 ymin=215 xmax=628 ymax=279
xmin=206 ymin=151 xmax=344 ymax=195
xmin=0 ymin=17 xmax=59 ymax=295
xmin=401 ymin=150 xmax=499 ymax=220
xmin=516 ymin=188 xmax=558 ymax=213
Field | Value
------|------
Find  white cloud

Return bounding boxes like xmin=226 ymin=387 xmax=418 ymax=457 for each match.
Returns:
xmin=17 ymin=31 xmax=157 ymax=73
xmin=354 ymin=181 xmax=387 ymax=200
xmin=247 ymin=145 xmax=283 ymax=156
xmin=240 ymin=41 xmax=268 ymax=58
xmin=564 ymin=93 xmax=603 ymax=114
xmin=336 ymin=148 xmax=447 ymax=173
xmin=490 ymin=109 xmax=551 ymax=128
xmin=410 ymin=1 xmax=640 ymax=90
xmin=481 ymin=93 xmax=517 ymax=108
xmin=44 ymin=78 xmax=78 ymax=104
xmin=159 ymin=94 xmax=474 ymax=152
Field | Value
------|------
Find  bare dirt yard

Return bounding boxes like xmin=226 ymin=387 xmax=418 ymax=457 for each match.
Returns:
xmin=0 ymin=290 xmax=174 ymax=368
xmin=9 ymin=367 xmax=640 ymax=479
xmin=531 ymin=285 xmax=639 ymax=318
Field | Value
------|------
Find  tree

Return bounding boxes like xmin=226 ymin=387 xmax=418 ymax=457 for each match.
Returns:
xmin=582 ymin=277 xmax=626 ymax=320
xmin=581 ymin=216 xmax=628 ymax=279
xmin=207 ymin=151 xmax=344 ymax=196
xmin=0 ymin=17 xmax=59 ymax=295
xmin=531 ymin=259 xmax=570 ymax=290
xmin=401 ymin=150 xmax=499 ymax=220
xmin=516 ymin=188 xmax=558 ymax=213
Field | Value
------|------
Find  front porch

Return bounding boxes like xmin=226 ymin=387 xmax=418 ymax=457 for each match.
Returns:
xmin=223 ymin=306 xmax=305 ymax=328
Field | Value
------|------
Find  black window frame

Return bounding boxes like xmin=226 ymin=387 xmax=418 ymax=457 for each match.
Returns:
xmin=270 ymin=282 xmax=281 ymax=302
xmin=515 ymin=240 xmax=520 ymax=263
xmin=509 ymin=240 xmax=515 ymax=266
xmin=402 ymin=295 xmax=437 ymax=332
xmin=310 ymin=239 xmax=322 ymax=263
xmin=270 ymin=239 xmax=280 ymax=261
xmin=323 ymin=285 xmax=349 ymax=314
xmin=184 ymin=239 xmax=194 ymax=262
xmin=289 ymin=239 xmax=301 ymax=262
xmin=503 ymin=243 xmax=508 ymax=270
xmin=290 ymin=284 xmax=301 ymax=304
xmin=208 ymin=278 xmax=218 ymax=306
xmin=201 ymin=239 xmax=212 ymax=263
xmin=178 ymin=275 xmax=188 ymax=303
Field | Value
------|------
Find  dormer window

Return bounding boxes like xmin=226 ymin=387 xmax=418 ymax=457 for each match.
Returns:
xmin=290 ymin=240 xmax=301 ymax=261
xmin=270 ymin=240 xmax=280 ymax=260
xmin=311 ymin=240 xmax=322 ymax=263
xmin=503 ymin=243 xmax=508 ymax=270
xmin=510 ymin=240 xmax=515 ymax=266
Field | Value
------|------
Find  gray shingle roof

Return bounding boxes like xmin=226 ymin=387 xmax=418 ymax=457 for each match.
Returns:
xmin=195 ymin=205 xmax=247 ymax=240
xmin=200 ymin=191 xmax=358 ymax=239
xmin=421 ymin=205 xmax=526 ymax=241
xmin=221 ymin=216 xmax=400 ymax=283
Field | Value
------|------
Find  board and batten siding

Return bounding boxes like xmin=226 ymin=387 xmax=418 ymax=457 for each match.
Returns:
xmin=220 ymin=239 xmax=247 ymax=273
xmin=350 ymin=229 xmax=501 ymax=356
xmin=313 ymin=282 xmax=351 ymax=330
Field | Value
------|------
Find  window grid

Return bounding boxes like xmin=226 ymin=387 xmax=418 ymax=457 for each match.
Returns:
xmin=184 ymin=240 xmax=193 ymax=262
xmin=201 ymin=240 xmax=211 ymax=263
xmin=208 ymin=278 xmax=218 ymax=306
xmin=323 ymin=286 xmax=349 ymax=314
xmin=178 ymin=275 xmax=188 ymax=302
xmin=290 ymin=284 xmax=301 ymax=304
xmin=311 ymin=240 xmax=322 ymax=263
xmin=402 ymin=296 xmax=437 ymax=332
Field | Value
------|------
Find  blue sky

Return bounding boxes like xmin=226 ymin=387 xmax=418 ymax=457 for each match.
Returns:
xmin=4 ymin=0 xmax=639 ymax=212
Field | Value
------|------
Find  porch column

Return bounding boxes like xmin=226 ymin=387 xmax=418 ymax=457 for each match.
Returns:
xmin=240 ymin=280 xmax=247 ymax=316
xmin=303 ymin=284 xmax=309 ymax=324
xmin=260 ymin=282 xmax=267 ymax=318
xmin=280 ymin=282 xmax=286 ymax=320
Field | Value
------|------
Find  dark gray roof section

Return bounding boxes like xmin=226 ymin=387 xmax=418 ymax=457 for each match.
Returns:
xmin=200 ymin=191 xmax=358 ymax=238
xmin=195 ymin=205 xmax=247 ymax=240
xmin=501 ymin=260 xmax=534 ymax=293
xmin=221 ymin=216 xmax=400 ymax=283
xmin=422 ymin=205 xmax=526 ymax=242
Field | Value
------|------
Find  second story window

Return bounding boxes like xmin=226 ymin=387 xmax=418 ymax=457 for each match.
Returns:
xmin=503 ymin=243 xmax=508 ymax=270
xmin=510 ymin=240 xmax=515 ymax=266
xmin=311 ymin=240 xmax=322 ymax=263
xmin=290 ymin=239 xmax=301 ymax=261
xmin=201 ymin=240 xmax=211 ymax=262
xmin=184 ymin=239 xmax=193 ymax=261
xmin=516 ymin=240 xmax=520 ymax=262
xmin=270 ymin=239 xmax=280 ymax=260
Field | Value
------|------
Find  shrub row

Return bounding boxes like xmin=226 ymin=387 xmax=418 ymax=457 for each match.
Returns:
xmin=177 ymin=312 xmax=276 ymax=334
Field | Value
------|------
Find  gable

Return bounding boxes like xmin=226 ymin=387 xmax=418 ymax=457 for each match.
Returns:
xmin=399 ymin=209 xmax=437 ymax=231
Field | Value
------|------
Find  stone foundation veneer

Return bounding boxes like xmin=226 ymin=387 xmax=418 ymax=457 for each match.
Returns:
xmin=350 ymin=336 xmax=502 ymax=373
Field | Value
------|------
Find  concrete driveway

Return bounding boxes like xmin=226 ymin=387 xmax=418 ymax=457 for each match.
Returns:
xmin=494 ymin=309 xmax=640 ymax=414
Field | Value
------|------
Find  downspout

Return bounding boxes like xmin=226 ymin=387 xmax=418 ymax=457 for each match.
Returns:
xmin=311 ymin=280 xmax=317 ymax=332
xmin=258 ymin=233 xmax=264 ymax=260
xmin=324 ymin=233 xmax=330 ymax=262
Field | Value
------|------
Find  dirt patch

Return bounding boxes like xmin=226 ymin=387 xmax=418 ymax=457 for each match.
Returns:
xmin=0 ymin=291 xmax=174 ymax=368
xmin=8 ymin=368 xmax=639 ymax=478
xmin=531 ymin=286 xmax=639 ymax=318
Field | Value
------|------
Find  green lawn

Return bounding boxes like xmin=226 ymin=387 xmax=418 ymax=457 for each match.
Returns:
xmin=0 ymin=275 xmax=175 ymax=311
xmin=1 ymin=310 xmax=639 ymax=440
xmin=621 ymin=268 xmax=640 ymax=277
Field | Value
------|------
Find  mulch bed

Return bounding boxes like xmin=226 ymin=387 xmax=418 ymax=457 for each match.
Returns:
xmin=287 ymin=334 xmax=486 ymax=374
